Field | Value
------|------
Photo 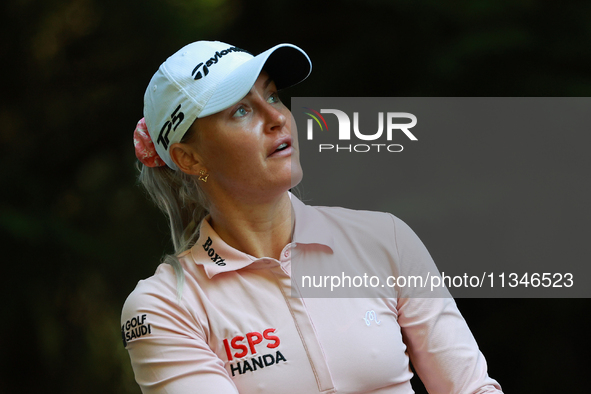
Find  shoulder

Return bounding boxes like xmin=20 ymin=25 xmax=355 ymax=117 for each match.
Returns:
xmin=301 ymin=203 xmax=430 ymax=266
xmin=309 ymin=204 xmax=402 ymax=238
xmin=120 ymin=261 xmax=209 ymax=348
xmin=120 ymin=264 xmax=182 ymax=337
xmin=316 ymin=204 xmax=420 ymax=239
xmin=121 ymin=263 xmax=178 ymax=313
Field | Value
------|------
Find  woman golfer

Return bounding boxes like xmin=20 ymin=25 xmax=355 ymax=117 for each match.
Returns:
xmin=122 ymin=40 xmax=503 ymax=394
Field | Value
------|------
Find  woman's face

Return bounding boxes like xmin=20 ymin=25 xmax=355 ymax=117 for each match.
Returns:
xmin=189 ymin=71 xmax=303 ymax=202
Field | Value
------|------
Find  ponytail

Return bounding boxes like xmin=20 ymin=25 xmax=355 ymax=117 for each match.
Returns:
xmin=137 ymin=163 xmax=209 ymax=300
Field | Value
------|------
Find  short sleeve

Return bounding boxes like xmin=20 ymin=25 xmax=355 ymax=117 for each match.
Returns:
xmin=392 ymin=216 xmax=503 ymax=394
xmin=121 ymin=265 xmax=239 ymax=394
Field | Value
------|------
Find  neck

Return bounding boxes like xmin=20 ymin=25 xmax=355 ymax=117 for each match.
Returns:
xmin=206 ymin=192 xmax=293 ymax=260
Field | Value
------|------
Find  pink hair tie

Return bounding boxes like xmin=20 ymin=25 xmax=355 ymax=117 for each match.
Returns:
xmin=133 ymin=118 xmax=166 ymax=167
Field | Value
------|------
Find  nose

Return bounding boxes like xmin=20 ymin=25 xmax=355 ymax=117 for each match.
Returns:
xmin=262 ymin=102 xmax=287 ymax=134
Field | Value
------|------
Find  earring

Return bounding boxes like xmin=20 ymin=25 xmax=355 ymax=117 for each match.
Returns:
xmin=198 ymin=169 xmax=209 ymax=183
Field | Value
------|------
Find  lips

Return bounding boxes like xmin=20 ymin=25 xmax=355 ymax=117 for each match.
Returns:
xmin=268 ymin=136 xmax=293 ymax=157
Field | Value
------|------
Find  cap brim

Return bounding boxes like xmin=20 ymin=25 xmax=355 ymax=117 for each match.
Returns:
xmin=199 ymin=44 xmax=311 ymax=118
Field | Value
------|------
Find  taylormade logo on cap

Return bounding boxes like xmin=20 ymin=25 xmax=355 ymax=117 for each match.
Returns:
xmin=191 ymin=46 xmax=250 ymax=80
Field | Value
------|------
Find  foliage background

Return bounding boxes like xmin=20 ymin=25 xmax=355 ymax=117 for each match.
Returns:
xmin=1 ymin=0 xmax=590 ymax=392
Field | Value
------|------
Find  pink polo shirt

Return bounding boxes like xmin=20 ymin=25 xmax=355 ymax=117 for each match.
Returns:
xmin=121 ymin=195 xmax=502 ymax=393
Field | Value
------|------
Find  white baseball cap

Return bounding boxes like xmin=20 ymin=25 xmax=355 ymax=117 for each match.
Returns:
xmin=143 ymin=40 xmax=312 ymax=169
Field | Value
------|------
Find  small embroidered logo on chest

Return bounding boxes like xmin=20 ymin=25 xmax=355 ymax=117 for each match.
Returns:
xmin=363 ymin=310 xmax=381 ymax=326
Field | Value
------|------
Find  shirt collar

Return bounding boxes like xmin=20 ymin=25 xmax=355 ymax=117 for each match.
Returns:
xmin=190 ymin=217 xmax=256 ymax=278
xmin=188 ymin=193 xmax=334 ymax=278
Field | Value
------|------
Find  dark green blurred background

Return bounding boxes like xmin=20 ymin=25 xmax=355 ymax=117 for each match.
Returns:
xmin=1 ymin=0 xmax=590 ymax=392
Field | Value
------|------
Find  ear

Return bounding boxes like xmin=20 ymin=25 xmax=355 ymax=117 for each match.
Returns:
xmin=169 ymin=142 xmax=204 ymax=175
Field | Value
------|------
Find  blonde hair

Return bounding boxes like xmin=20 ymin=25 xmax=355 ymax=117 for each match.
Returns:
xmin=137 ymin=162 xmax=208 ymax=299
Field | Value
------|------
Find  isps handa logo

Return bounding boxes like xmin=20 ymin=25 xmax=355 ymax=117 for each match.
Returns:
xmin=302 ymin=107 xmax=417 ymax=153
xmin=223 ymin=328 xmax=286 ymax=377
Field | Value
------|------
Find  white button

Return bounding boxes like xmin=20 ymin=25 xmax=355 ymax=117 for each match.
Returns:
xmin=284 ymin=250 xmax=290 ymax=258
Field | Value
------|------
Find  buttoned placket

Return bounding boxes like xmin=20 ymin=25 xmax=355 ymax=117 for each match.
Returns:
xmin=278 ymin=243 xmax=292 ymax=276
xmin=269 ymin=243 xmax=336 ymax=394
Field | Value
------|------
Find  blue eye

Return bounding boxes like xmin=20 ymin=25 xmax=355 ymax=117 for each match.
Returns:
xmin=232 ymin=107 xmax=247 ymax=117
xmin=267 ymin=93 xmax=280 ymax=104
